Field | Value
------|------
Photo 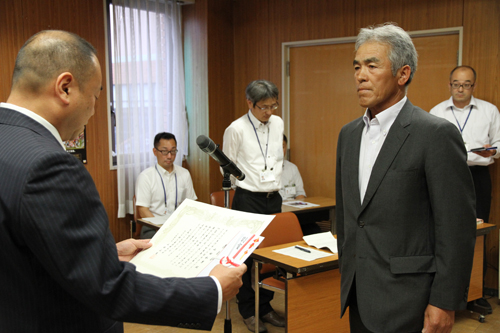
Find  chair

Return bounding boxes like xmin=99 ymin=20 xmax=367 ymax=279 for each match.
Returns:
xmin=254 ymin=212 xmax=304 ymax=331
xmin=210 ymin=189 xmax=235 ymax=208
xmin=132 ymin=195 xmax=142 ymax=239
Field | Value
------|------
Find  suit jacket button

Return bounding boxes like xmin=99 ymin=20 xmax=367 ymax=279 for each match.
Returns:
xmin=359 ymin=221 xmax=365 ymax=228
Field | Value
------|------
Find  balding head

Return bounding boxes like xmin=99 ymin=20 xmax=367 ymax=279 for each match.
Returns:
xmin=11 ymin=30 xmax=97 ymax=93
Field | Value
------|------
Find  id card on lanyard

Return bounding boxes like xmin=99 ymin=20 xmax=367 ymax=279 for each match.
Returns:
xmin=155 ymin=165 xmax=178 ymax=215
xmin=248 ymin=113 xmax=275 ymax=183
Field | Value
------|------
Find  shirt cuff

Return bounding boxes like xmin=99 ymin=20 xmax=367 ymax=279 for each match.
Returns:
xmin=210 ymin=276 xmax=223 ymax=314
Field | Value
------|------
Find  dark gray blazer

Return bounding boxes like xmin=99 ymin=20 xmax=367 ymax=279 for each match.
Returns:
xmin=0 ymin=107 xmax=218 ymax=332
xmin=335 ymin=99 xmax=476 ymax=332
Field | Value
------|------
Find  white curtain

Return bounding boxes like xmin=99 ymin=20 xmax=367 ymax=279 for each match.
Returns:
xmin=111 ymin=0 xmax=187 ymax=218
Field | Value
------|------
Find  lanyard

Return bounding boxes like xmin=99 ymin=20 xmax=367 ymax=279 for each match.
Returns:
xmin=451 ymin=105 xmax=473 ymax=134
xmin=155 ymin=165 xmax=178 ymax=210
xmin=247 ymin=113 xmax=270 ymax=170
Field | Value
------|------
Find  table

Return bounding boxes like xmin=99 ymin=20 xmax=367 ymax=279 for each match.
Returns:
xmin=136 ymin=218 xmax=162 ymax=231
xmin=282 ymin=196 xmax=336 ymax=232
xmin=251 ymin=240 xmax=349 ymax=332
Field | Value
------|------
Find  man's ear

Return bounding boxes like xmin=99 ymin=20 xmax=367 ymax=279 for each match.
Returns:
xmin=55 ymin=72 xmax=74 ymax=104
xmin=246 ymin=99 xmax=253 ymax=109
xmin=398 ymin=65 xmax=411 ymax=86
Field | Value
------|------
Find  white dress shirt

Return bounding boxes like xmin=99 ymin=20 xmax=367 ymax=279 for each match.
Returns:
xmin=430 ymin=96 xmax=500 ymax=166
xmin=222 ymin=110 xmax=284 ymax=192
xmin=135 ymin=163 xmax=197 ymax=216
xmin=359 ymin=96 xmax=407 ymax=202
xmin=280 ymin=159 xmax=306 ymax=200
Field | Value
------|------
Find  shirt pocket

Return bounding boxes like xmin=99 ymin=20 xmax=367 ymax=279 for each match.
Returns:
xmin=389 ymin=255 xmax=436 ymax=274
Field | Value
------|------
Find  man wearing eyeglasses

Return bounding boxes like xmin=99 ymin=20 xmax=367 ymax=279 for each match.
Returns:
xmin=222 ymin=80 xmax=285 ymax=332
xmin=135 ymin=132 xmax=197 ymax=238
xmin=430 ymin=65 xmax=500 ymax=313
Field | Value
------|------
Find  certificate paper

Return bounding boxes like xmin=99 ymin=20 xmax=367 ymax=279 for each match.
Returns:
xmin=130 ymin=199 xmax=273 ymax=278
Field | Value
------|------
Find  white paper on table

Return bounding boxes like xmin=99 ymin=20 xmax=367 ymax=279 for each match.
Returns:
xmin=282 ymin=201 xmax=320 ymax=209
xmin=130 ymin=199 xmax=274 ymax=278
xmin=303 ymin=231 xmax=338 ymax=253
xmin=142 ymin=213 xmax=171 ymax=225
xmin=273 ymin=245 xmax=333 ymax=261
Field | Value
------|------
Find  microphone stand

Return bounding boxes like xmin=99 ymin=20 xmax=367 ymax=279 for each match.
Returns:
xmin=222 ymin=170 xmax=233 ymax=333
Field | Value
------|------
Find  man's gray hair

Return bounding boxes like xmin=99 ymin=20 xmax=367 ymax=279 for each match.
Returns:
xmin=355 ymin=23 xmax=418 ymax=86
xmin=245 ymin=80 xmax=279 ymax=106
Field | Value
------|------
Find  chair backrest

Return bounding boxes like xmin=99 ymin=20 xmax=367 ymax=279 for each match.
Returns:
xmin=260 ymin=212 xmax=304 ymax=248
xmin=210 ymin=189 xmax=235 ymax=208
xmin=133 ymin=195 xmax=142 ymax=238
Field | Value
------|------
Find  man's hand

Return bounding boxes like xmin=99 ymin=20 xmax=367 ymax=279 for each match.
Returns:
xmin=422 ymin=304 xmax=455 ymax=333
xmin=473 ymin=144 xmax=496 ymax=158
xmin=116 ymin=238 xmax=152 ymax=262
xmin=209 ymin=264 xmax=247 ymax=302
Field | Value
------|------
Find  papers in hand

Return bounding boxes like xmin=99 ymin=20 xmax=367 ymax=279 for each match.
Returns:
xmin=273 ymin=245 xmax=333 ymax=261
xmin=282 ymin=201 xmax=320 ymax=209
xmin=130 ymin=199 xmax=273 ymax=278
xmin=303 ymin=231 xmax=338 ymax=254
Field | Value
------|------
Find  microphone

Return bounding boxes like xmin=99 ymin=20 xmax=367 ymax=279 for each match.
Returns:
xmin=196 ymin=135 xmax=245 ymax=181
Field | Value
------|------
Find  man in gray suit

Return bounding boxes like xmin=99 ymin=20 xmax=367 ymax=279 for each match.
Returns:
xmin=0 ymin=30 xmax=245 ymax=332
xmin=336 ymin=23 xmax=476 ymax=333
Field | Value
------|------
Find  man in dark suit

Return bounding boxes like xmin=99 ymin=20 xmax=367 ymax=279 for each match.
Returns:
xmin=335 ymin=23 xmax=476 ymax=333
xmin=0 ymin=30 xmax=245 ymax=332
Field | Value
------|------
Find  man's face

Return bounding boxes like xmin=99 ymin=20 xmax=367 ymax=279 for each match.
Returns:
xmin=154 ymin=138 xmax=177 ymax=171
xmin=353 ymin=42 xmax=402 ymax=116
xmin=282 ymin=140 xmax=287 ymax=158
xmin=449 ymin=68 xmax=475 ymax=107
xmin=248 ymin=97 xmax=278 ymax=123
xmin=66 ymin=56 xmax=102 ymax=141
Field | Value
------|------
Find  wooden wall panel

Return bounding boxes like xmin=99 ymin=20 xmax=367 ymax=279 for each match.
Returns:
xmin=463 ymin=0 xmax=500 ymax=290
xmin=0 ymin=0 xmax=128 ymax=241
xmin=206 ymin=0 xmax=235 ymax=197
xmin=183 ymin=1 xmax=210 ymax=204
xmin=0 ymin=1 xmax=25 ymax=100
xmin=355 ymin=0 xmax=463 ymax=31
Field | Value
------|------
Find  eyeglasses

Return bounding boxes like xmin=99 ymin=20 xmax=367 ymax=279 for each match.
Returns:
xmin=155 ymin=148 xmax=178 ymax=156
xmin=451 ymin=82 xmax=475 ymax=90
xmin=255 ymin=102 xmax=279 ymax=111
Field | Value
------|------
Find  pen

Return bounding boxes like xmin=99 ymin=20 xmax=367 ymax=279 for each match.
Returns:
xmin=295 ymin=245 xmax=311 ymax=253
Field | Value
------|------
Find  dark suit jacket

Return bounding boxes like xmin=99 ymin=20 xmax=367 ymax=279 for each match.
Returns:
xmin=335 ymin=100 xmax=476 ymax=332
xmin=0 ymin=107 xmax=218 ymax=332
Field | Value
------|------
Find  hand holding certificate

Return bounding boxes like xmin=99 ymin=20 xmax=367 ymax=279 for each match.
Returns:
xmin=130 ymin=199 xmax=273 ymax=278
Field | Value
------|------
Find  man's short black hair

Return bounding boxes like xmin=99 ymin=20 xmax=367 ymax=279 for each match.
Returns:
xmin=154 ymin=132 xmax=177 ymax=148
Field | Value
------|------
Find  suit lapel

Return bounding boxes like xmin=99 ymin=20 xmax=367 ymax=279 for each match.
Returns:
xmin=359 ymin=100 xmax=413 ymax=213
xmin=346 ymin=118 xmax=365 ymax=209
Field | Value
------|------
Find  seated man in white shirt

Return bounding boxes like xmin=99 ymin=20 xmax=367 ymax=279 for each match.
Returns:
xmin=135 ymin=132 xmax=197 ymax=238
xmin=279 ymin=134 xmax=306 ymax=201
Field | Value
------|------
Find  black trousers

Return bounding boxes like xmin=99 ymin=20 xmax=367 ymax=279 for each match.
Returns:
xmin=469 ymin=165 xmax=492 ymax=291
xmin=469 ymin=165 xmax=492 ymax=223
xmin=232 ymin=187 xmax=282 ymax=319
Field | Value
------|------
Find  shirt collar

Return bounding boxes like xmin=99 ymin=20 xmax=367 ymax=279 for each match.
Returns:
xmin=362 ymin=96 xmax=407 ymax=132
xmin=445 ymin=96 xmax=477 ymax=110
xmin=156 ymin=163 xmax=176 ymax=175
xmin=0 ymin=102 xmax=66 ymax=150
xmin=247 ymin=109 xmax=271 ymax=127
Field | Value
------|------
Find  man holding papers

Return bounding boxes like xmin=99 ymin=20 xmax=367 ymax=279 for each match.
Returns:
xmin=0 ymin=30 xmax=245 ymax=333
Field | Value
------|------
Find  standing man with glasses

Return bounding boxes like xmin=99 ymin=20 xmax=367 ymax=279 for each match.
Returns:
xmin=135 ymin=132 xmax=197 ymax=238
xmin=222 ymin=80 xmax=285 ymax=332
xmin=430 ymin=66 xmax=500 ymax=313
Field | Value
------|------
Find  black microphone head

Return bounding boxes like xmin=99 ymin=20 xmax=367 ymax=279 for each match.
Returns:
xmin=196 ymin=135 xmax=216 ymax=153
